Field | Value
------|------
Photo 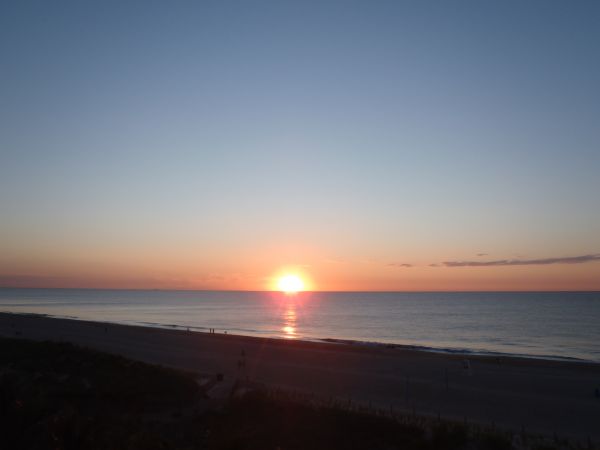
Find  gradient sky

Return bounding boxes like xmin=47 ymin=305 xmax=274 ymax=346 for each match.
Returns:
xmin=1 ymin=1 xmax=599 ymax=291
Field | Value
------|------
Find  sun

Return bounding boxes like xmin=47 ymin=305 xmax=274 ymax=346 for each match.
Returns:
xmin=277 ymin=274 xmax=305 ymax=294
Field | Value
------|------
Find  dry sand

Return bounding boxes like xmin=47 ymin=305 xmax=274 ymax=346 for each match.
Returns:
xmin=1 ymin=312 xmax=599 ymax=440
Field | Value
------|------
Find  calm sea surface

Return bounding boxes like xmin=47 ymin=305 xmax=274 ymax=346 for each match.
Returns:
xmin=1 ymin=288 xmax=599 ymax=362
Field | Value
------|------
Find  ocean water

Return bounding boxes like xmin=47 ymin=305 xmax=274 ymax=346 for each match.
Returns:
xmin=1 ymin=288 xmax=599 ymax=362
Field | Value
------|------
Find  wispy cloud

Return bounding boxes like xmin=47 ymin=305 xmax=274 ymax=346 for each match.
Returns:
xmin=0 ymin=275 xmax=61 ymax=287
xmin=0 ymin=274 xmax=204 ymax=289
xmin=477 ymin=253 xmax=488 ymax=257
xmin=388 ymin=263 xmax=413 ymax=268
xmin=441 ymin=254 xmax=600 ymax=267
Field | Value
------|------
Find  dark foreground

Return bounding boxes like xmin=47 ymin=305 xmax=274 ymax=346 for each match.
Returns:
xmin=1 ymin=338 xmax=595 ymax=450
xmin=2 ymin=312 xmax=600 ymax=441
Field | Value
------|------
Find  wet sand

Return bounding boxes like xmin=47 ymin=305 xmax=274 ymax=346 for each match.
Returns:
xmin=1 ymin=312 xmax=599 ymax=440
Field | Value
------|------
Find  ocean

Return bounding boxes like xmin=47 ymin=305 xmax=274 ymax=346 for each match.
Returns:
xmin=1 ymin=288 xmax=599 ymax=362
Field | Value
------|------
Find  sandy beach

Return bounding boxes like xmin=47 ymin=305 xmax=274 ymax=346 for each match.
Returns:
xmin=2 ymin=312 xmax=599 ymax=441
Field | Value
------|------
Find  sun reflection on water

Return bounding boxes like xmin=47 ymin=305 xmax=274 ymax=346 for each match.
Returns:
xmin=282 ymin=301 xmax=297 ymax=339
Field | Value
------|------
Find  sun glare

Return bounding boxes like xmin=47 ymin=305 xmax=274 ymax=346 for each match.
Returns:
xmin=277 ymin=274 xmax=305 ymax=294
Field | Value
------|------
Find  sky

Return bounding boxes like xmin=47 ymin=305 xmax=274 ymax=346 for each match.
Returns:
xmin=1 ymin=0 xmax=599 ymax=291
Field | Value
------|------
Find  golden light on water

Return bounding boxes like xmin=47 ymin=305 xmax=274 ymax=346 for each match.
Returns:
xmin=282 ymin=302 xmax=297 ymax=338
xmin=271 ymin=269 xmax=310 ymax=338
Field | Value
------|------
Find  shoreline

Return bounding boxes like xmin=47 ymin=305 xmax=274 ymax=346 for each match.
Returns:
xmin=1 ymin=289 xmax=598 ymax=363
xmin=2 ymin=310 xmax=595 ymax=365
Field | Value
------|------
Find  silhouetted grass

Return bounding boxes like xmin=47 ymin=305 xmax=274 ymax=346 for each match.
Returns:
xmin=206 ymin=390 xmax=426 ymax=450
xmin=0 ymin=338 xmax=594 ymax=450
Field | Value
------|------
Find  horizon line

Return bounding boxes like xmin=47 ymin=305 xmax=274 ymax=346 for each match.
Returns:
xmin=0 ymin=286 xmax=598 ymax=294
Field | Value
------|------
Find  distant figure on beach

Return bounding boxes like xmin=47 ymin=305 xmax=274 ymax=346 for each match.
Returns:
xmin=463 ymin=359 xmax=472 ymax=376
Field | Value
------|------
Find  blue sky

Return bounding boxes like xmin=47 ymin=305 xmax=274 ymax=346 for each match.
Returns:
xmin=1 ymin=1 xmax=599 ymax=290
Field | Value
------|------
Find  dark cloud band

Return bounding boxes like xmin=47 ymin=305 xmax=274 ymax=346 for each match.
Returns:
xmin=442 ymin=254 xmax=600 ymax=267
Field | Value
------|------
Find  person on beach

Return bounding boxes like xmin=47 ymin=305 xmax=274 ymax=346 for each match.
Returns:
xmin=463 ymin=359 xmax=472 ymax=376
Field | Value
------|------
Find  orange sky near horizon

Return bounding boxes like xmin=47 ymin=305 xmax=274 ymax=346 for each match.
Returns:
xmin=1 ymin=244 xmax=599 ymax=291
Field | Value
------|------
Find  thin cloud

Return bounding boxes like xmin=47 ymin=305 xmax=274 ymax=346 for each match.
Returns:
xmin=442 ymin=254 xmax=600 ymax=267
xmin=477 ymin=253 xmax=488 ymax=257
xmin=0 ymin=274 xmax=195 ymax=289
xmin=388 ymin=263 xmax=413 ymax=268
xmin=0 ymin=275 xmax=61 ymax=287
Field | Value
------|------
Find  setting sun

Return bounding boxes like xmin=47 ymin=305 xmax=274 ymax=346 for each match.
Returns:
xmin=277 ymin=274 xmax=305 ymax=294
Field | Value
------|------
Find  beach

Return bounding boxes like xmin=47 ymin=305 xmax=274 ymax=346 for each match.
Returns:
xmin=2 ymin=312 xmax=599 ymax=440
